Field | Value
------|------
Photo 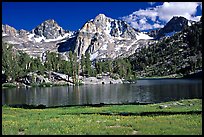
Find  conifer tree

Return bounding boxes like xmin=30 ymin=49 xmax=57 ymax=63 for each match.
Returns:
xmin=85 ymin=52 xmax=92 ymax=76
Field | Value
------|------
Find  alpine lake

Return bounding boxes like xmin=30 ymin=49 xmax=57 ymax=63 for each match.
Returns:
xmin=2 ymin=79 xmax=202 ymax=108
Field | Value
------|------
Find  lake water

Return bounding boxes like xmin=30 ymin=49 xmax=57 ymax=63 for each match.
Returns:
xmin=2 ymin=79 xmax=202 ymax=107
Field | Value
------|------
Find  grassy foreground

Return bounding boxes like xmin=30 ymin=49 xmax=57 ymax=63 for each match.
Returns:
xmin=2 ymin=99 xmax=202 ymax=135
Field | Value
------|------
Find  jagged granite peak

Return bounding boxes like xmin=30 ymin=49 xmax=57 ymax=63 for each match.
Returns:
xmin=18 ymin=29 xmax=30 ymax=36
xmin=162 ymin=16 xmax=189 ymax=31
xmin=81 ymin=13 xmax=138 ymax=38
xmin=69 ymin=13 xmax=142 ymax=58
xmin=32 ymin=19 xmax=65 ymax=39
xmin=155 ymin=16 xmax=192 ymax=39
xmin=2 ymin=14 xmax=153 ymax=61
xmin=2 ymin=24 xmax=18 ymax=36
xmin=94 ymin=13 xmax=107 ymax=20
xmin=2 ymin=19 xmax=76 ymax=60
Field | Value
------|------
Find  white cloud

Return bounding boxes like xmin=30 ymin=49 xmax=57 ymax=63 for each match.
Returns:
xmin=130 ymin=22 xmax=139 ymax=29
xmin=139 ymin=17 xmax=147 ymax=24
xmin=191 ymin=16 xmax=202 ymax=21
xmin=153 ymin=23 xmax=164 ymax=29
xmin=140 ymin=23 xmax=153 ymax=30
xmin=120 ymin=2 xmax=202 ymax=31
xmin=132 ymin=8 xmax=158 ymax=22
xmin=157 ymin=2 xmax=200 ymax=22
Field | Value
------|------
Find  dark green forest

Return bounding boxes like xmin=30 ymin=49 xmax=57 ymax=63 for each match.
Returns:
xmin=2 ymin=42 xmax=133 ymax=83
xmin=128 ymin=20 xmax=202 ymax=77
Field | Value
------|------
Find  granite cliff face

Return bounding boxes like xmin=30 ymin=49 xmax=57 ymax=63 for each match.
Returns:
xmin=2 ymin=24 xmax=18 ymax=36
xmin=2 ymin=19 xmax=75 ymax=59
xmin=31 ymin=19 xmax=65 ymax=39
xmin=58 ymin=14 xmax=153 ymax=60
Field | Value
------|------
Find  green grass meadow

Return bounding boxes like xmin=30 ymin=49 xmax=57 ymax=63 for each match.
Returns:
xmin=2 ymin=99 xmax=202 ymax=135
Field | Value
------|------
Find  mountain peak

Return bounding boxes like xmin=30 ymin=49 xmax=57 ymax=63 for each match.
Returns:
xmin=37 ymin=19 xmax=61 ymax=29
xmin=154 ymin=16 xmax=189 ymax=39
xmin=169 ymin=16 xmax=188 ymax=23
xmin=164 ymin=16 xmax=188 ymax=31
xmin=32 ymin=19 xmax=65 ymax=39
xmin=43 ymin=19 xmax=58 ymax=25
xmin=96 ymin=13 xmax=106 ymax=18
xmin=2 ymin=24 xmax=18 ymax=36
xmin=93 ymin=13 xmax=110 ymax=22
xmin=172 ymin=16 xmax=185 ymax=19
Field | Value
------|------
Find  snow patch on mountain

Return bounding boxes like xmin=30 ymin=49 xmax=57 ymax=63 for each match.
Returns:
xmin=188 ymin=21 xmax=192 ymax=26
xmin=6 ymin=40 xmax=21 ymax=45
xmin=100 ymin=44 xmax=108 ymax=50
xmin=28 ymin=34 xmax=35 ymax=40
xmin=90 ymin=51 xmax=99 ymax=61
xmin=104 ymin=20 xmax=112 ymax=36
xmin=137 ymin=32 xmax=153 ymax=40
xmin=2 ymin=33 xmax=8 ymax=36
xmin=114 ymin=44 xmax=124 ymax=51
xmin=34 ymin=36 xmax=46 ymax=43
xmin=27 ymin=32 xmax=74 ymax=43
xmin=44 ymin=33 xmax=73 ymax=42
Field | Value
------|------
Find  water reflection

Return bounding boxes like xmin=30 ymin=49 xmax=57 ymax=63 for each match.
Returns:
xmin=2 ymin=79 xmax=202 ymax=107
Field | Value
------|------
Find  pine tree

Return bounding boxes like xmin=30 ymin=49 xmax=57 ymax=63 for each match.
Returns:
xmin=69 ymin=51 xmax=73 ymax=76
xmin=95 ymin=61 xmax=102 ymax=74
xmin=44 ymin=51 xmax=52 ymax=71
xmin=107 ymin=60 xmax=113 ymax=74
xmin=85 ymin=52 xmax=92 ymax=76
xmin=81 ymin=54 xmax=85 ymax=76
xmin=2 ymin=43 xmax=20 ymax=82
xmin=72 ymin=52 xmax=79 ymax=84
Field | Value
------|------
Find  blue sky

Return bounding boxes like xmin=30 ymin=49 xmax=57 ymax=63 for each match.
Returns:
xmin=2 ymin=2 xmax=202 ymax=31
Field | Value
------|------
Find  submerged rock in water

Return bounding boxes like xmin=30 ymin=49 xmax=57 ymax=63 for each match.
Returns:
xmin=83 ymin=76 xmax=123 ymax=85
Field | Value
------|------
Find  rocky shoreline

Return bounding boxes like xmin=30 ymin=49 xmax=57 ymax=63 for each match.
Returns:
xmin=3 ymin=70 xmax=202 ymax=89
xmin=82 ymin=76 xmax=123 ymax=85
xmin=2 ymin=71 xmax=126 ymax=88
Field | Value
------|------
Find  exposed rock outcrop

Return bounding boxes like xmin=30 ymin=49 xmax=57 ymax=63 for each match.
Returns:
xmin=58 ymin=14 xmax=152 ymax=60
xmin=2 ymin=24 xmax=18 ymax=36
xmin=1 ymin=15 xmax=200 ymax=64
xmin=32 ymin=19 xmax=66 ymax=39
xmin=2 ymin=20 xmax=75 ymax=59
